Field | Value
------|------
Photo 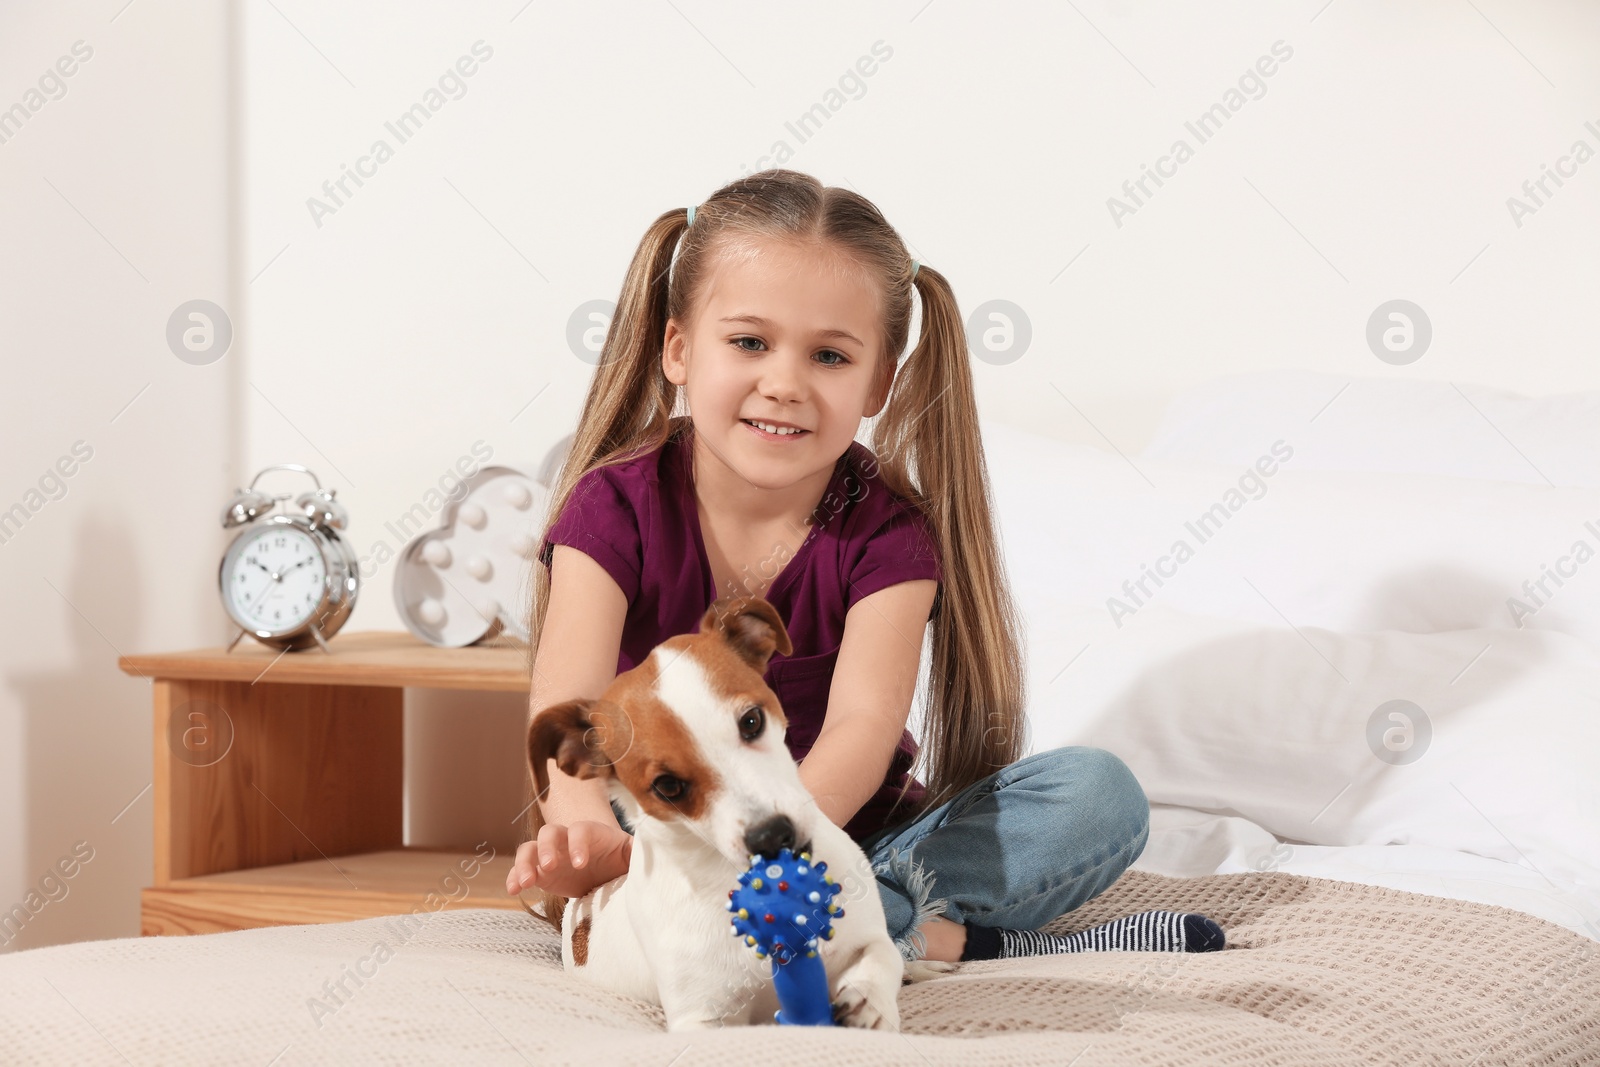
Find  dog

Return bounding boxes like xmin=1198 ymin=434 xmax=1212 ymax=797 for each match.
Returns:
xmin=525 ymin=595 xmax=953 ymax=1030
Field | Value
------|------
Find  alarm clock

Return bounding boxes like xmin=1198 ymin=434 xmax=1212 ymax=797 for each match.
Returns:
xmin=218 ymin=464 xmax=359 ymax=653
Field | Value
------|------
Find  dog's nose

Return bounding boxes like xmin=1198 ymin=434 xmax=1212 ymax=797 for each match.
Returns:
xmin=743 ymin=815 xmax=798 ymax=860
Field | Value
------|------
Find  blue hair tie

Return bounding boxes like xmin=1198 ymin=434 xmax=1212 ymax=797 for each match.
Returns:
xmin=911 ymin=258 xmax=920 ymax=280
xmin=687 ymin=205 xmax=696 ymax=226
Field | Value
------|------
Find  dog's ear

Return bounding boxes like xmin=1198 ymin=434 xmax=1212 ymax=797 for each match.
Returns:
xmin=527 ymin=698 xmax=620 ymax=803
xmin=699 ymin=596 xmax=794 ymax=673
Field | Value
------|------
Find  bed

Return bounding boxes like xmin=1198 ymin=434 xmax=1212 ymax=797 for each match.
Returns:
xmin=3 ymin=370 xmax=1597 ymax=1064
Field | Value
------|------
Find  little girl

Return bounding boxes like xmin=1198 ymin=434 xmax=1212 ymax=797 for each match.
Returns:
xmin=507 ymin=169 xmax=1224 ymax=964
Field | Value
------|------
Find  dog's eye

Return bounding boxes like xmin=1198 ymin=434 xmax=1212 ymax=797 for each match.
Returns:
xmin=738 ymin=705 xmax=765 ymax=741
xmin=653 ymin=774 xmax=687 ymax=802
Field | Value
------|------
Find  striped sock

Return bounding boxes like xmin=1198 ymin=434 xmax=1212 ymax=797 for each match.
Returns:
xmin=959 ymin=910 xmax=1225 ymax=960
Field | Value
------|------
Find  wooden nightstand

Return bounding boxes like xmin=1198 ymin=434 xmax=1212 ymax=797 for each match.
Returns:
xmin=118 ymin=631 xmax=532 ymax=935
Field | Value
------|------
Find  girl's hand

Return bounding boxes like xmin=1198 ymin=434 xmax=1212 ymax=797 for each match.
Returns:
xmin=506 ymin=819 xmax=634 ymax=899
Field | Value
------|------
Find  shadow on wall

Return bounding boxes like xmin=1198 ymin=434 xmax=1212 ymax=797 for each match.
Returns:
xmin=8 ymin=510 xmax=160 ymax=952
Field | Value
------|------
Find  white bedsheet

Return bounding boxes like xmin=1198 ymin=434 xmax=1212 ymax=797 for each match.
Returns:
xmin=1134 ymin=802 xmax=1600 ymax=943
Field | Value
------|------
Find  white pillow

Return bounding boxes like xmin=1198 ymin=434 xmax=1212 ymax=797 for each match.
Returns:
xmin=982 ymin=418 xmax=1600 ymax=648
xmin=1019 ymin=601 xmax=1600 ymax=897
xmin=1143 ymin=369 xmax=1600 ymax=489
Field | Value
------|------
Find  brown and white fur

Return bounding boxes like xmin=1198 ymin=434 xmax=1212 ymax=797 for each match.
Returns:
xmin=526 ymin=596 xmax=953 ymax=1031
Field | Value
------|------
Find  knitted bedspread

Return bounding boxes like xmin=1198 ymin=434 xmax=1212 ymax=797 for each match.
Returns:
xmin=3 ymin=870 xmax=1596 ymax=1065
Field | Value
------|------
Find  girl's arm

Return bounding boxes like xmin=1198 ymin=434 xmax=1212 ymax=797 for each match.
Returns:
xmin=507 ymin=544 xmax=633 ymax=900
xmin=531 ymin=544 xmax=629 ymax=828
xmin=798 ymin=579 xmax=939 ymax=830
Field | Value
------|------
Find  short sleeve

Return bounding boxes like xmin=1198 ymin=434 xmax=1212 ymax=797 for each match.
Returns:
xmin=844 ymin=502 xmax=942 ymax=615
xmin=538 ymin=466 xmax=642 ymax=603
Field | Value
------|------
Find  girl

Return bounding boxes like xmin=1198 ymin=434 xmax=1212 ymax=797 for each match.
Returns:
xmin=507 ymin=169 xmax=1224 ymax=964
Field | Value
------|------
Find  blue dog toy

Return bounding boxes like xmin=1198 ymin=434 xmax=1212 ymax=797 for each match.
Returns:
xmin=727 ymin=846 xmax=845 ymax=1026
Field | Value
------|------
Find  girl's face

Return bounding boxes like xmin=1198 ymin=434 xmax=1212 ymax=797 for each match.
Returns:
xmin=662 ymin=237 xmax=891 ymax=493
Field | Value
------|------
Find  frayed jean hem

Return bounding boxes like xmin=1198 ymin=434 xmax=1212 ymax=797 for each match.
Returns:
xmin=872 ymin=845 xmax=951 ymax=963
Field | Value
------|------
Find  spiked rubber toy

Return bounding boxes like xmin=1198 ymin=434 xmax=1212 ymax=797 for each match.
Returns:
xmin=727 ymin=846 xmax=845 ymax=1026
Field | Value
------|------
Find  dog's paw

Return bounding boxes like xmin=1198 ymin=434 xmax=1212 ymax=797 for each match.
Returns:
xmin=901 ymin=959 xmax=959 ymax=986
xmin=830 ymin=981 xmax=898 ymax=1031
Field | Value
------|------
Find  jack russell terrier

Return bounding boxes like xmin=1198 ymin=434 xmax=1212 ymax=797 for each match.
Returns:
xmin=526 ymin=595 xmax=953 ymax=1031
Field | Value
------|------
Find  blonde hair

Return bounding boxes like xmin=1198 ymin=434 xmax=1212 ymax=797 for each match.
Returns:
xmin=524 ymin=169 xmax=1028 ymax=924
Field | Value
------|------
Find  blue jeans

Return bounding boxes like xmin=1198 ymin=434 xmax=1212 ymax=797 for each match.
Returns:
xmin=858 ymin=745 xmax=1151 ymax=962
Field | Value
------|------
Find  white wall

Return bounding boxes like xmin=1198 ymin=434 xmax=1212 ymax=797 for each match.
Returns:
xmin=0 ymin=0 xmax=238 ymax=950
xmin=3 ymin=0 xmax=1597 ymax=948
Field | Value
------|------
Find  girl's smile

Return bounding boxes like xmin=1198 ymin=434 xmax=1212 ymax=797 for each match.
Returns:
xmin=741 ymin=418 xmax=811 ymax=441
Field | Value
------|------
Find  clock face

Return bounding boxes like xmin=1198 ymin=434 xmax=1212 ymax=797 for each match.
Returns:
xmin=224 ymin=524 xmax=329 ymax=633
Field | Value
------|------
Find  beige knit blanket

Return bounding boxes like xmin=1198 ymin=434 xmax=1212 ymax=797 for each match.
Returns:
xmin=3 ymin=870 xmax=1596 ymax=1065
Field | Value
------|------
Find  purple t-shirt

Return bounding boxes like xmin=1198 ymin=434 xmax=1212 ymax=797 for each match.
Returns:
xmin=537 ymin=428 xmax=943 ymax=843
